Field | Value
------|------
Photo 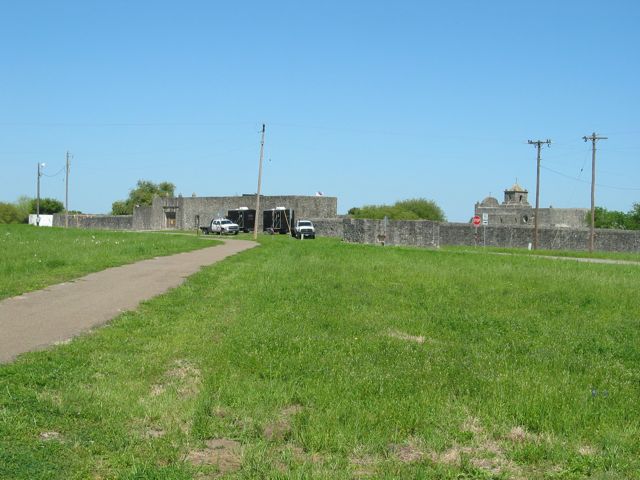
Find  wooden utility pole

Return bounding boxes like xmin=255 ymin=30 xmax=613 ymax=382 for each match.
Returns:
xmin=583 ymin=132 xmax=607 ymax=252
xmin=65 ymin=151 xmax=71 ymax=228
xmin=527 ymin=139 xmax=551 ymax=250
xmin=36 ymin=162 xmax=44 ymax=226
xmin=253 ymin=124 xmax=266 ymax=240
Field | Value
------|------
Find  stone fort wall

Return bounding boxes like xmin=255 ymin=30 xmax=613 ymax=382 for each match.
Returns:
xmin=52 ymin=214 xmax=133 ymax=230
xmin=51 ymin=202 xmax=639 ymax=254
xmin=309 ymin=217 xmax=345 ymax=238
xmin=146 ymin=195 xmax=338 ymax=231
xmin=474 ymin=205 xmax=589 ymax=228
xmin=343 ymin=218 xmax=640 ymax=253
xmin=61 ymin=195 xmax=337 ymax=232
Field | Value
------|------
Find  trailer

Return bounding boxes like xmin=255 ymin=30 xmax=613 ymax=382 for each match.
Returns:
xmin=263 ymin=207 xmax=294 ymax=234
xmin=227 ymin=207 xmax=256 ymax=233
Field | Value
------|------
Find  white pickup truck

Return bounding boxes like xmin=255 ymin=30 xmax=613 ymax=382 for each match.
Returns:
xmin=292 ymin=220 xmax=315 ymax=239
xmin=201 ymin=218 xmax=240 ymax=235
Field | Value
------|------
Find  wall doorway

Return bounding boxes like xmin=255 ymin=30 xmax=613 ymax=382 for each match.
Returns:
xmin=165 ymin=211 xmax=176 ymax=228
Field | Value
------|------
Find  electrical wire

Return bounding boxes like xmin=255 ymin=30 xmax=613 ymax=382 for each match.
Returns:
xmin=541 ymin=165 xmax=640 ymax=191
xmin=41 ymin=166 xmax=65 ymax=178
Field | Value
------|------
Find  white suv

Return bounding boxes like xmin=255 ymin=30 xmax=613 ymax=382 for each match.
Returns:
xmin=210 ymin=218 xmax=240 ymax=235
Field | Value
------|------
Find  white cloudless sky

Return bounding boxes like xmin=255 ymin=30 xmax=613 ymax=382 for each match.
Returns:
xmin=1 ymin=0 xmax=639 ymax=221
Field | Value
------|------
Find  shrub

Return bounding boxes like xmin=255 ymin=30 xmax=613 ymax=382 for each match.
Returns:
xmin=348 ymin=198 xmax=445 ymax=221
xmin=111 ymin=180 xmax=175 ymax=215
xmin=30 ymin=197 xmax=64 ymax=215
xmin=0 ymin=203 xmax=22 ymax=224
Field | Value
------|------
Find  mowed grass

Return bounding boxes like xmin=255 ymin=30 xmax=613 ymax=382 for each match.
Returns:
xmin=443 ymin=245 xmax=640 ymax=263
xmin=0 ymin=225 xmax=220 ymax=300
xmin=1 ymin=236 xmax=639 ymax=479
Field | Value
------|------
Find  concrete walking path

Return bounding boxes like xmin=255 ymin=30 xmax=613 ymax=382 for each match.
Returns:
xmin=0 ymin=239 xmax=258 ymax=364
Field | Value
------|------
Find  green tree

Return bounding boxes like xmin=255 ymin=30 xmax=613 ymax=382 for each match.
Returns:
xmin=14 ymin=196 xmax=32 ymax=223
xmin=589 ymin=207 xmax=626 ymax=229
xmin=111 ymin=180 xmax=175 ymax=215
xmin=0 ymin=203 xmax=22 ymax=224
xmin=348 ymin=198 xmax=446 ymax=221
xmin=627 ymin=203 xmax=640 ymax=230
xmin=30 ymin=197 xmax=64 ymax=214
xmin=111 ymin=201 xmax=130 ymax=216
xmin=395 ymin=198 xmax=446 ymax=222
xmin=587 ymin=205 xmax=640 ymax=230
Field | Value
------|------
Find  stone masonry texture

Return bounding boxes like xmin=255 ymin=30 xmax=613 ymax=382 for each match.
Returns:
xmin=50 ymin=199 xmax=639 ymax=254
xmin=149 ymin=195 xmax=338 ymax=231
xmin=343 ymin=218 xmax=640 ymax=253
xmin=53 ymin=214 xmax=133 ymax=230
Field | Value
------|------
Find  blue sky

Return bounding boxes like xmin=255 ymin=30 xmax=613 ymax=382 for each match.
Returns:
xmin=1 ymin=0 xmax=639 ymax=221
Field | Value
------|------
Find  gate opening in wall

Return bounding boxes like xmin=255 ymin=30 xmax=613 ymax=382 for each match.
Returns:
xmin=164 ymin=211 xmax=176 ymax=228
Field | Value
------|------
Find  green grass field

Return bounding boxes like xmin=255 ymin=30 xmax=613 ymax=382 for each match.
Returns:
xmin=0 ymin=225 xmax=220 ymax=300
xmin=1 ymin=234 xmax=639 ymax=479
xmin=443 ymin=245 xmax=640 ymax=263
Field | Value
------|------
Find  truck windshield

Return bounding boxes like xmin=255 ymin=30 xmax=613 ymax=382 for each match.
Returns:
xmin=299 ymin=221 xmax=312 ymax=226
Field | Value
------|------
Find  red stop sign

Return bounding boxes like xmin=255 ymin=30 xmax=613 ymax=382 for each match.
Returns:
xmin=472 ymin=215 xmax=481 ymax=227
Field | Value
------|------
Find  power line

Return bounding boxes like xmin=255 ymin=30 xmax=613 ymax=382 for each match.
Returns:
xmin=0 ymin=121 xmax=255 ymax=127
xmin=41 ymin=166 xmax=65 ymax=177
xmin=541 ymin=165 xmax=640 ymax=191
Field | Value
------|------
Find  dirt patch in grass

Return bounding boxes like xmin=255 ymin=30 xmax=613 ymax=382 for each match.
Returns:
xmin=505 ymin=426 xmax=540 ymax=443
xmin=349 ymin=451 xmax=380 ymax=477
xmin=150 ymin=384 xmax=165 ymax=396
xmin=288 ymin=445 xmax=323 ymax=464
xmin=36 ymin=390 xmax=63 ymax=407
xmin=452 ymin=418 xmax=559 ymax=477
xmin=145 ymin=427 xmax=166 ymax=439
xmin=263 ymin=419 xmax=291 ymax=441
xmin=263 ymin=404 xmax=303 ymax=441
xmin=389 ymin=436 xmax=425 ymax=463
xmin=167 ymin=359 xmax=202 ymax=395
xmin=150 ymin=359 xmax=202 ymax=397
xmin=461 ymin=416 xmax=484 ymax=435
xmin=210 ymin=405 xmax=229 ymax=418
xmin=39 ymin=431 xmax=62 ymax=442
xmin=431 ymin=444 xmax=510 ymax=477
xmin=417 ymin=417 xmax=533 ymax=477
xmin=578 ymin=445 xmax=597 ymax=456
xmin=271 ymin=444 xmax=326 ymax=474
xmin=186 ymin=438 xmax=242 ymax=473
xmin=388 ymin=330 xmax=425 ymax=344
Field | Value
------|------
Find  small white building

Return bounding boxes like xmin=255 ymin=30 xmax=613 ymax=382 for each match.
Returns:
xmin=28 ymin=214 xmax=54 ymax=227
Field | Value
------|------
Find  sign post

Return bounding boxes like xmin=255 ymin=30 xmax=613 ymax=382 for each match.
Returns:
xmin=481 ymin=213 xmax=488 ymax=247
xmin=472 ymin=215 xmax=481 ymax=246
